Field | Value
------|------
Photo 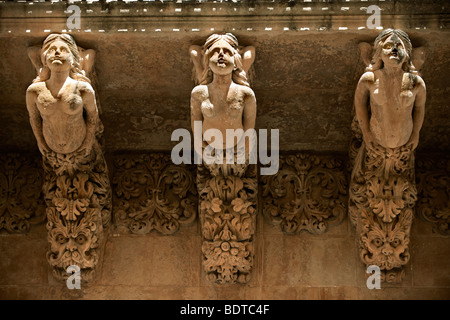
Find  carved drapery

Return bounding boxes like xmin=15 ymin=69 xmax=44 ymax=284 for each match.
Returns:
xmin=261 ymin=153 xmax=347 ymax=234
xmin=112 ymin=153 xmax=197 ymax=235
xmin=416 ymin=158 xmax=450 ymax=236
xmin=0 ymin=154 xmax=45 ymax=233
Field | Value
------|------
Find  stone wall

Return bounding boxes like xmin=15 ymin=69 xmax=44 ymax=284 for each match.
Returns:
xmin=0 ymin=0 xmax=449 ymax=300
xmin=0 ymin=192 xmax=449 ymax=300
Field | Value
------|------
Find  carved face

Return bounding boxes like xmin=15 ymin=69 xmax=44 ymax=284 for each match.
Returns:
xmin=381 ymin=34 xmax=407 ymax=67
xmin=362 ymin=222 xmax=410 ymax=270
xmin=43 ymin=39 xmax=74 ymax=72
xmin=48 ymin=221 xmax=97 ymax=271
xmin=208 ymin=39 xmax=236 ymax=75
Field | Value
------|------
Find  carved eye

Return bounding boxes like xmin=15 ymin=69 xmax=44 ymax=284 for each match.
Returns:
xmin=75 ymin=234 xmax=87 ymax=245
xmin=372 ymin=238 xmax=383 ymax=247
xmin=56 ymin=234 xmax=68 ymax=244
xmin=391 ymin=239 xmax=401 ymax=248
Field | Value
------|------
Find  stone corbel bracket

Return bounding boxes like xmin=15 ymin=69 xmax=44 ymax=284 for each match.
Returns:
xmin=43 ymin=142 xmax=112 ymax=283
xmin=27 ymin=39 xmax=111 ymax=284
xmin=197 ymin=164 xmax=258 ymax=284
xmin=112 ymin=153 xmax=197 ymax=235
xmin=0 ymin=153 xmax=45 ymax=233
xmin=261 ymin=153 xmax=347 ymax=234
xmin=416 ymin=157 xmax=450 ymax=236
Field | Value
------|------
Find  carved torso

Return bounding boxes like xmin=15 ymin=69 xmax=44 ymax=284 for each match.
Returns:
xmin=194 ymin=82 xmax=253 ymax=149
xmin=367 ymin=70 xmax=419 ymax=149
xmin=29 ymin=78 xmax=87 ymax=154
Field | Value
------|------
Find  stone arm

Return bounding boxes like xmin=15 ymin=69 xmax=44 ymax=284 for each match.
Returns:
xmin=243 ymin=90 xmax=256 ymax=132
xmin=407 ymin=77 xmax=426 ymax=150
xmin=354 ymin=73 xmax=377 ymax=151
xmin=79 ymin=84 xmax=99 ymax=156
xmin=190 ymin=88 xmax=206 ymax=158
xmin=26 ymin=87 xmax=50 ymax=155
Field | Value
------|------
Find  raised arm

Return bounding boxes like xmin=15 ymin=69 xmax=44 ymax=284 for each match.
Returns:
xmin=79 ymin=83 xmax=99 ymax=156
xmin=407 ymin=76 xmax=426 ymax=150
xmin=354 ymin=72 xmax=376 ymax=151
xmin=26 ymin=86 xmax=50 ymax=155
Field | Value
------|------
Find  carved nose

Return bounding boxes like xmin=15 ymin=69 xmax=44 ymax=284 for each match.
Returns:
xmin=67 ymin=239 xmax=77 ymax=252
xmin=382 ymin=247 xmax=393 ymax=256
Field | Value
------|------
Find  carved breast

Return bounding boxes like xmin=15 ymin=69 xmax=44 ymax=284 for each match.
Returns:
xmin=201 ymin=100 xmax=215 ymax=118
xmin=227 ymin=99 xmax=243 ymax=119
xmin=62 ymin=93 xmax=84 ymax=115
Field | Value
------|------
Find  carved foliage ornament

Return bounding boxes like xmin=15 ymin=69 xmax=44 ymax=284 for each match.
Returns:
xmin=197 ymin=164 xmax=257 ymax=284
xmin=0 ymin=154 xmax=45 ymax=233
xmin=43 ymin=142 xmax=111 ymax=282
xmin=261 ymin=153 xmax=347 ymax=234
xmin=416 ymin=158 xmax=450 ymax=236
xmin=112 ymin=153 xmax=197 ymax=235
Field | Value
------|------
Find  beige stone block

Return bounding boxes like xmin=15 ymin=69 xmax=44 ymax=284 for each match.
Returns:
xmin=0 ymin=236 xmax=48 ymax=285
xmin=147 ymin=234 xmax=201 ymax=287
xmin=286 ymin=237 xmax=358 ymax=287
xmin=0 ymin=286 xmax=19 ymax=299
xmin=358 ymin=287 xmax=450 ymax=300
xmin=261 ymin=234 xmax=286 ymax=286
xmin=100 ymin=236 xmax=151 ymax=286
xmin=320 ymin=286 xmax=359 ymax=300
xmin=411 ymin=236 xmax=450 ymax=287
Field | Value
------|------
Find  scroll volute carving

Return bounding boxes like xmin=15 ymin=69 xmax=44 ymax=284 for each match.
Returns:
xmin=416 ymin=158 xmax=450 ymax=236
xmin=26 ymin=34 xmax=111 ymax=283
xmin=112 ymin=153 xmax=197 ymax=235
xmin=261 ymin=153 xmax=347 ymax=234
xmin=190 ymin=33 xmax=257 ymax=284
xmin=349 ymin=29 xmax=426 ymax=282
xmin=0 ymin=154 xmax=45 ymax=233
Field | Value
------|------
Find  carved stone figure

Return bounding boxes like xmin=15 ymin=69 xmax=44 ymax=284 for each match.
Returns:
xmin=190 ymin=33 xmax=257 ymax=284
xmin=26 ymin=34 xmax=111 ymax=283
xmin=349 ymin=29 xmax=426 ymax=282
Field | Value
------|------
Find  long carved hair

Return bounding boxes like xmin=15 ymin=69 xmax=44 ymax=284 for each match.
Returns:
xmin=200 ymin=33 xmax=250 ymax=87
xmin=33 ymin=33 xmax=91 ymax=84
xmin=367 ymin=29 xmax=417 ymax=75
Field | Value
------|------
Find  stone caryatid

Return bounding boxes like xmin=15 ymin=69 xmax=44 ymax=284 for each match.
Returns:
xmin=349 ymin=29 xmax=426 ymax=282
xmin=26 ymin=34 xmax=111 ymax=283
xmin=190 ymin=33 xmax=257 ymax=284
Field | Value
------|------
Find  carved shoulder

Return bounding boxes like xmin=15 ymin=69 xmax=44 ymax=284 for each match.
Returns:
xmin=78 ymin=81 xmax=95 ymax=96
xmin=26 ymin=82 xmax=42 ymax=96
xmin=360 ymin=71 xmax=375 ymax=84
xmin=191 ymin=85 xmax=208 ymax=101
xmin=413 ymin=74 xmax=426 ymax=91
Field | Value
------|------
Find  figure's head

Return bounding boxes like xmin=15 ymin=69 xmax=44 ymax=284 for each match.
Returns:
xmin=368 ymin=29 xmax=417 ymax=74
xmin=200 ymin=33 xmax=249 ymax=86
xmin=34 ymin=33 xmax=90 ymax=83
